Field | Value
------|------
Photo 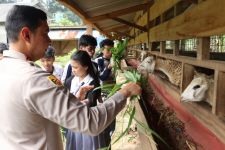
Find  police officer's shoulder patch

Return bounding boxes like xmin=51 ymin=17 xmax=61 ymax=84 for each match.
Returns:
xmin=48 ymin=75 xmax=62 ymax=86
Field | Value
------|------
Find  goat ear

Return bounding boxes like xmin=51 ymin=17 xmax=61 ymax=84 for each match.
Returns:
xmin=194 ymin=70 xmax=199 ymax=77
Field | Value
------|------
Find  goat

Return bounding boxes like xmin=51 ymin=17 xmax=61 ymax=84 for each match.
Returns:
xmin=181 ymin=71 xmax=213 ymax=106
xmin=139 ymin=51 xmax=147 ymax=62
xmin=137 ymin=56 xmax=155 ymax=75
xmin=137 ymin=56 xmax=182 ymax=87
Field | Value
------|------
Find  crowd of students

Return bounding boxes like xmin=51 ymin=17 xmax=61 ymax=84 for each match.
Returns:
xmin=40 ymin=34 xmax=118 ymax=149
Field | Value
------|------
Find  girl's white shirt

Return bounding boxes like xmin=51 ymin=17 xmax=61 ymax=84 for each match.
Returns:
xmin=70 ymin=74 xmax=93 ymax=96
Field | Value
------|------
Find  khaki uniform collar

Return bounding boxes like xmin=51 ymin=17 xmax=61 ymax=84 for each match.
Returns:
xmin=3 ymin=50 xmax=27 ymax=61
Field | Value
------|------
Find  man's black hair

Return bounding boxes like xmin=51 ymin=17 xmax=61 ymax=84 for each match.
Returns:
xmin=99 ymin=39 xmax=114 ymax=48
xmin=79 ymin=34 xmax=97 ymax=47
xmin=5 ymin=5 xmax=47 ymax=42
xmin=0 ymin=43 xmax=8 ymax=54
xmin=44 ymin=46 xmax=55 ymax=58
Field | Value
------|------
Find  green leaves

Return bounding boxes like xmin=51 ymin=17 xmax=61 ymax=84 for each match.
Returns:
xmin=95 ymin=69 xmax=169 ymax=149
xmin=107 ymin=83 xmax=123 ymax=98
xmin=111 ymin=39 xmax=128 ymax=70
xmin=112 ymin=106 xmax=136 ymax=144
xmin=124 ymin=70 xmax=141 ymax=83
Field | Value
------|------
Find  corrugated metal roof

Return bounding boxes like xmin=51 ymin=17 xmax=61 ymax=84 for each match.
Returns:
xmin=58 ymin=0 xmax=153 ymax=39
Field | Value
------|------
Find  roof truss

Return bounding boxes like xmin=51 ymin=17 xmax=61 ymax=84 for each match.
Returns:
xmin=88 ymin=1 xmax=154 ymax=22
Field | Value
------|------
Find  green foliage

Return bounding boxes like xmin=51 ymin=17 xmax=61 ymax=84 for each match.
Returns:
xmin=112 ymin=106 xmax=136 ymax=145
xmin=96 ymin=70 xmax=169 ymax=149
xmin=94 ymin=83 xmax=116 ymax=96
xmin=111 ymin=39 xmax=128 ymax=71
xmin=124 ymin=70 xmax=142 ymax=83
xmin=55 ymin=48 xmax=77 ymax=67
xmin=95 ymin=70 xmax=143 ymax=101
xmin=58 ymin=17 xmax=76 ymax=26
xmin=47 ymin=0 xmax=83 ymax=26
xmin=35 ymin=48 xmax=76 ymax=67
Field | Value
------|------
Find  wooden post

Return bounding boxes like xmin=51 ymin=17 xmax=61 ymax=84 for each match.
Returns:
xmin=160 ymin=41 xmax=166 ymax=54
xmin=86 ymin=24 xmax=93 ymax=35
xmin=197 ymin=37 xmax=210 ymax=60
xmin=173 ymin=40 xmax=179 ymax=56
xmin=214 ymin=71 xmax=225 ymax=117
xmin=133 ymin=28 xmax=136 ymax=49
xmin=181 ymin=63 xmax=195 ymax=92
xmin=147 ymin=6 xmax=150 ymax=51
xmin=212 ymin=70 xmax=218 ymax=114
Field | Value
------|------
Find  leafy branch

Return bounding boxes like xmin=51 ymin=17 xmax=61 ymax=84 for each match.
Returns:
xmin=110 ymin=39 xmax=128 ymax=71
xmin=96 ymin=70 xmax=170 ymax=150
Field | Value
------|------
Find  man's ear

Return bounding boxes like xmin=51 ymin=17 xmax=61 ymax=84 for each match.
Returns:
xmin=21 ymin=27 xmax=31 ymax=42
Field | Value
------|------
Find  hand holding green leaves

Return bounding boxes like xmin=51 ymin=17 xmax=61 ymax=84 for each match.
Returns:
xmin=119 ymin=82 xmax=141 ymax=98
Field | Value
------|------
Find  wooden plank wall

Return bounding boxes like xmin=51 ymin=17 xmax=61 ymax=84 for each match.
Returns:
xmin=127 ymin=0 xmax=225 ymax=145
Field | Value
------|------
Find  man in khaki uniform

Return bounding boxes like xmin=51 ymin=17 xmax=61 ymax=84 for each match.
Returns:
xmin=0 ymin=5 xmax=141 ymax=150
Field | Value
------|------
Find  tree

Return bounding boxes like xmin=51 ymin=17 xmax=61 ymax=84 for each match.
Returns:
xmin=46 ymin=0 xmax=82 ymax=26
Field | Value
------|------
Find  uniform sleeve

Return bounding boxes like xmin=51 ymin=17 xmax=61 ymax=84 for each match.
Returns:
xmin=23 ymin=71 xmax=126 ymax=136
xmin=95 ymin=58 xmax=112 ymax=81
xmin=99 ymin=68 xmax=111 ymax=81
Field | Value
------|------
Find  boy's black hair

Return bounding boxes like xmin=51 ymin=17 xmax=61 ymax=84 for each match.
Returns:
xmin=79 ymin=34 xmax=97 ymax=47
xmin=100 ymin=39 xmax=114 ymax=48
xmin=0 ymin=43 xmax=8 ymax=54
xmin=5 ymin=5 xmax=47 ymax=42
xmin=43 ymin=46 xmax=55 ymax=58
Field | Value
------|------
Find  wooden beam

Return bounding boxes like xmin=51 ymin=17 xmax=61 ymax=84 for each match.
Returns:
xmin=104 ymin=25 xmax=129 ymax=32
xmin=149 ymin=0 xmax=225 ymax=41
xmin=114 ymin=31 xmax=134 ymax=39
xmin=186 ymin=0 xmax=198 ymax=4
xmin=57 ymin=0 xmax=88 ymax=22
xmin=89 ymin=1 xmax=154 ymax=22
xmin=109 ymin=16 xmax=147 ymax=32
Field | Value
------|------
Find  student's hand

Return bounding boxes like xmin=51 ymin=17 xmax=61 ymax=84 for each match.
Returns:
xmin=107 ymin=64 xmax=112 ymax=69
xmin=76 ymin=85 xmax=94 ymax=100
xmin=119 ymin=82 xmax=141 ymax=97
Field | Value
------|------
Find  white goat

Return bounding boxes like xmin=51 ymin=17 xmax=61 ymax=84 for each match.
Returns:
xmin=139 ymin=51 xmax=147 ymax=62
xmin=181 ymin=72 xmax=214 ymax=106
xmin=137 ymin=56 xmax=182 ymax=87
xmin=137 ymin=56 xmax=155 ymax=75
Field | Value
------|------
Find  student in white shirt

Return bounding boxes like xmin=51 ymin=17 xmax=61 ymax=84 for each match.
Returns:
xmin=61 ymin=34 xmax=98 ymax=83
xmin=65 ymin=50 xmax=105 ymax=150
